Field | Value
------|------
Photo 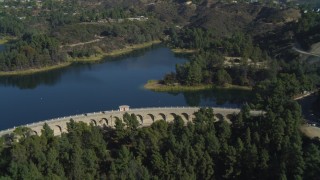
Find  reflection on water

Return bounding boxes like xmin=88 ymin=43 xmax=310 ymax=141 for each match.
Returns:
xmin=306 ymin=56 xmax=320 ymax=64
xmin=0 ymin=67 xmax=69 ymax=89
xmin=164 ymin=88 xmax=252 ymax=107
xmin=297 ymin=92 xmax=320 ymax=123
xmin=297 ymin=54 xmax=320 ymax=123
xmin=0 ymin=44 xmax=5 ymax=51
xmin=0 ymin=45 xmax=160 ymax=89
xmin=312 ymin=94 xmax=320 ymax=118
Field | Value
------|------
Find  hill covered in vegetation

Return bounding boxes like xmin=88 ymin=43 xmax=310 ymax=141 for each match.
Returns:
xmin=151 ymin=1 xmax=320 ymax=95
xmin=0 ymin=0 xmax=317 ymax=73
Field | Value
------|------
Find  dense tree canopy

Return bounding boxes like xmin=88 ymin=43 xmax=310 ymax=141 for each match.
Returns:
xmin=0 ymin=33 xmax=66 ymax=71
xmin=162 ymin=10 xmax=320 ymax=90
xmin=0 ymin=16 xmax=26 ymax=36
xmin=0 ymin=101 xmax=319 ymax=179
xmin=0 ymin=0 xmax=166 ymax=71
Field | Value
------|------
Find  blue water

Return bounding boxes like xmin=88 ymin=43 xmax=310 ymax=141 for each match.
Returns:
xmin=0 ymin=44 xmax=4 ymax=51
xmin=0 ymin=45 xmax=252 ymax=130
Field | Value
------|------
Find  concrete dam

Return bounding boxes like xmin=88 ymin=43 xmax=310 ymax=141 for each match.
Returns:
xmin=0 ymin=106 xmax=264 ymax=137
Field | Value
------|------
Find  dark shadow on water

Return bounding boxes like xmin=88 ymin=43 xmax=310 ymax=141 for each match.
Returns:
xmin=297 ymin=92 xmax=320 ymax=123
xmin=0 ymin=68 xmax=62 ymax=90
xmin=108 ymin=44 xmax=164 ymax=60
xmin=0 ymin=44 xmax=5 ymax=51
xmin=306 ymin=56 xmax=320 ymax=64
xmin=0 ymin=64 xmax=91 ymax=89
xmin=0 ymin=44 xmax=163 ymax=89
xmin=163 ymin=88 xmax=253 ymax=107
xmin=312 ymin=94 xmax=320 ymax=118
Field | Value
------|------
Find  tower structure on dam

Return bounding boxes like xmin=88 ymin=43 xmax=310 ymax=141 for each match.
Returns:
xmin=0 ymin=106 xmax=264 ymax=137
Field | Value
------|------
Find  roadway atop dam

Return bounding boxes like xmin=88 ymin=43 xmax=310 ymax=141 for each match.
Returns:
xmin=0 ymin=106 xmax=264 ymax=137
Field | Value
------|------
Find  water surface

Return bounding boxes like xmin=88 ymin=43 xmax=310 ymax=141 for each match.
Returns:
xmin=0 ymin=45 xmax=252 ymax=130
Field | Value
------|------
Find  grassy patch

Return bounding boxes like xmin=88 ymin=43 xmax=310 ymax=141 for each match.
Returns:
xmin=144 ymin=80 xmax=211 ymax=92
xmin=71 ymin=40 xmax=162 ymax=63
xmin=105 ymin=40 xmax=162 ymax=57
xmin=0 ymin=36 xmax=16 ymax=44
xmin=144 ymin=80 xmax=252 ymax=92
xmin=171 ymin=48 xmax=197 ymax=54
xmin=219 ymin=83 xmax=253 ymax=90
xmin=0 ymin=62 xmax=72 ymax=76
xmin=69 ymin=54 xmax=104 ymax=63
xmin=0 ymin=39 xmax=8 ymax=45
xmin=0 ymin=40 xmax=161 ymax=76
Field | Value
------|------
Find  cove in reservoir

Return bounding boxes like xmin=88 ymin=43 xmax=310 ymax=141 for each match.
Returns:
xmin=0 ymin=45 xmax=252 ymax=130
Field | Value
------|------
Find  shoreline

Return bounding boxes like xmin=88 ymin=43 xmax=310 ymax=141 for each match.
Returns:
xmin=293 ymin=89 xmax=319 ymax=100
xmin=144 ymin=80 xmax=252 ymax=92
xmin=0 ymin=36 xmax=16 ymax=45
xmin=0 ymin=39 xmax=8 ymax=45
xmin=171 ymin=48 xmax=197 ymax=54
xmin=0 ymin=62 xmax=72 ymax=76
xmin=71 ymin=40 xmax=162 ymax=63
xmin=0 ymin=40 xmax=161 ymax=76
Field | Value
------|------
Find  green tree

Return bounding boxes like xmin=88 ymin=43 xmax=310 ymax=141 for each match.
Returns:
xmin=214 ymin=69 xmax=232 ymax=86
xmin=304 ymin=144 xmax=320 ymax=179
xmin=41 ymin=123 xmax=54 ymax=139
xmin=123 ymin=113 xmax=140 ymax=131
xmin=114 ymin=118 xmax=126 ymax=140
xmin=186 ymin=61 xmax=202 ymax=85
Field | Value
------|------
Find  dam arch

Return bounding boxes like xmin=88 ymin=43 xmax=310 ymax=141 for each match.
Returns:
xmin=55 ymin=125 xmax=63 ymax=134
xmin=159 ymin=113 xmax=166 ymax=121
xmin=181 ymin=113 xmax=189 ymax=121
xmin=215 ymin=113 xmax=224 ymax=121
xmin=100 ymin=118 xmax=108 ymax=125
xmin=147 ymin=114 xmax=155 ymax=122
xmin=90 ymin=119 xmax=97 ymax=126
xmin=136 ymin=114 xmax=144 ymax=124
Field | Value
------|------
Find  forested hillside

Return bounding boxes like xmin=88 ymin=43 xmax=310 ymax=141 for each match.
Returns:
xmin=0 ymin=0 xmax=318 ymax=73
xmin=0 ymin=34 xmax=66 ymax=71
xmin=158 ymin=2 xmax=320 ymax=93
xmin=0 ymin=0 xmax=169 ymax=72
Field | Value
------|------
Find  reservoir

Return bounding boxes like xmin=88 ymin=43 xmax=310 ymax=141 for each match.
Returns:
xmin=0 ymin=45 xmax=252 ymax=130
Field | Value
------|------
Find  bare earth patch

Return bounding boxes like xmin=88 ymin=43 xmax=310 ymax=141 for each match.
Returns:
xmin=310 ymin=42 xmax=320 ymax=55
xmin=300 ymin=125 xmax=320 ymax=138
